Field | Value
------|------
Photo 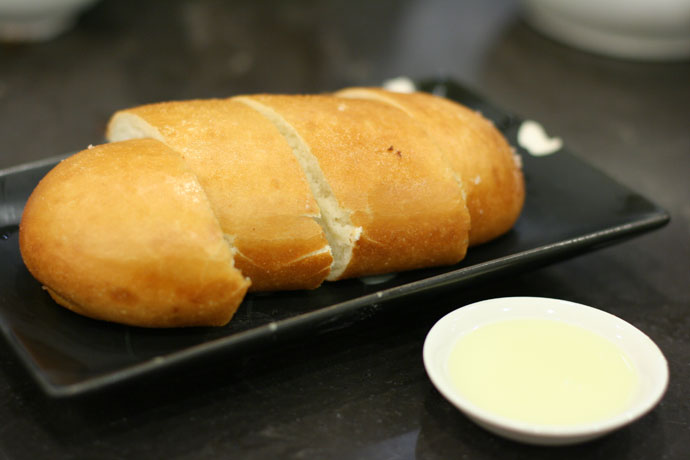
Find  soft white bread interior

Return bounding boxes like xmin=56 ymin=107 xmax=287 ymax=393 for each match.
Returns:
xmin=236 ymin=94 xmax=471 ymax=281
xmin=19 ymin=139 xmax=250 ymax=327
xmin=107 ymin=99 xmax=332 ymax=291
xmin=335 ymin=88 xmax=525 ymax=246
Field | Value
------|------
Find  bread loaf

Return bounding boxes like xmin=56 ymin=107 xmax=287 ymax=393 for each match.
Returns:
xmin=19 ymin=88 xmax=524 ymax=327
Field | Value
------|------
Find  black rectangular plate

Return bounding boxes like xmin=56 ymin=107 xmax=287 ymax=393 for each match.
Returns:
xmin=0 ymin=80 xmax=669 ymax=397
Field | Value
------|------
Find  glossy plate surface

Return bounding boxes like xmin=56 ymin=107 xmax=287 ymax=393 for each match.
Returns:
xmin=0 ymin=80 xmax=669 ymax=397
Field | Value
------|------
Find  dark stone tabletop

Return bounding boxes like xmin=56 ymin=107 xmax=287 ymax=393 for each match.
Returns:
xmin=1 ymin=1 xmax=688 ymax=458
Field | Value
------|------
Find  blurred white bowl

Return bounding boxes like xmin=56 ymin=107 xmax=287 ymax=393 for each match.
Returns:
xmin=0 ymin=0 xmax=99 ymax=41
xmin=423 ymin=297 xmax=669 ymax=445
xmin=522 ymin=0 xmax=690 ymax=60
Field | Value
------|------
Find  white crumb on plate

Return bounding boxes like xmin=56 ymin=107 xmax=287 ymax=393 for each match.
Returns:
xmin=518 ymin=120 xmax=563 ymax=156
xmin=382 ymin=77 xmax=417 ymax=93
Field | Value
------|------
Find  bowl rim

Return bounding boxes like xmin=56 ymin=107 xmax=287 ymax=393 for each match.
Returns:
xmin=423 ymin=296 xmax=669 ymax=441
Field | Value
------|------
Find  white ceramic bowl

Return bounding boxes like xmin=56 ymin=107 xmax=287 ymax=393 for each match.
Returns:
xmin=0 ymin=0 xmax=99 ymax=41
xmin=423 ymin=297 xmax=669 ymax=445
xmin=522 ymin=0 xmax=690 ymax=60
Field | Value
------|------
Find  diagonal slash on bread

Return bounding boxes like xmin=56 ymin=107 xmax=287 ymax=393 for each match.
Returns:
xmin=107 ymin=99 xmax=332 ymax=292
xmin=236 ymin=94 xmax=470 ymax=281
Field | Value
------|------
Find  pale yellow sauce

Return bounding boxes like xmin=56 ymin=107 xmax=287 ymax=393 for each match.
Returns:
xmin=448 ymin=318 xmax=639 ymax=426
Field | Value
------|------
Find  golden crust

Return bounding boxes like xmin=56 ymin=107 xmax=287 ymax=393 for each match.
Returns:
xmin=107 ymin=100 xmax=332 ymax=291
xmin=248 ymin=94 xmax=471 ymax=279
xmin=19 ymin=139 xmax=250 ymax=327
xmin=335 ymin=88 xmax=525 ymax=246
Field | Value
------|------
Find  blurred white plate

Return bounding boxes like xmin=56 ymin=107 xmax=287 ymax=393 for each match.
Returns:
xmin=522 ymin=0 xmax=690 ymax=60
xmin=0 ymin=0 xmax=99 ymax=41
